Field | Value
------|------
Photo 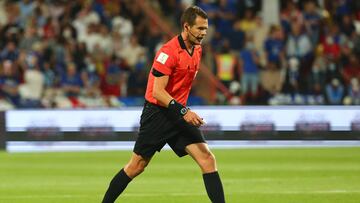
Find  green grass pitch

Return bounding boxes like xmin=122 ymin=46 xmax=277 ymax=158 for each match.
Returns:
xmin=0 ymin=147 xmax=359 ymax=203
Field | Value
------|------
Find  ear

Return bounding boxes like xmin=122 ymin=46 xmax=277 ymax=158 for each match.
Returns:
xmin=184 ymin=22 xmax=190 ymax=30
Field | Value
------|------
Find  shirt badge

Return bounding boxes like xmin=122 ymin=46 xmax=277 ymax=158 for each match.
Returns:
xmin=156 ymin=52 xmax=169 ymax=64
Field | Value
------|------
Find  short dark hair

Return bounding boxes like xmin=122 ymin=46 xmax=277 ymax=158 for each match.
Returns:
xmin=180 ymin=6 xmax=208 ymax=29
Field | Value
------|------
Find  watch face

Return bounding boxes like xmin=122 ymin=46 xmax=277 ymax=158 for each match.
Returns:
xmin=180 ymin=108 xmax=188 ymax=115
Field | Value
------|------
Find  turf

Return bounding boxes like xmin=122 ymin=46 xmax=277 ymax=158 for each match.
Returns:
xmin=0 ymin=147 xmax=359 ymax=203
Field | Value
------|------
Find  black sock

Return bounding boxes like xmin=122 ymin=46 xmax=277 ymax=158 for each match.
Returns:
xmin=203 ymin=171 xmax=225 ymax=203
xmin=102 ymin=168 xmax=132 ymax=203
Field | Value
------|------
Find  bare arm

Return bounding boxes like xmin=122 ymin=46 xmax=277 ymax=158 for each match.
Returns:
xmin=152 ymin=75 xmax=204 ymax=126
xmin=152 ymin=75 xmax=173 ymax=107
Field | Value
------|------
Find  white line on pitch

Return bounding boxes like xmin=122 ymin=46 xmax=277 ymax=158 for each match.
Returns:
xmin=0 ymin=190 xmax=359 ymax=199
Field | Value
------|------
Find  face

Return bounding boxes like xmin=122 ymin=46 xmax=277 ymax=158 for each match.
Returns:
xmin=67 ymin=64 xmax=77 ymax=76
xmin=3 ymin=61 xmax=13 ymax=76
xmin=186 ymin=16 xmax=208 ymax=45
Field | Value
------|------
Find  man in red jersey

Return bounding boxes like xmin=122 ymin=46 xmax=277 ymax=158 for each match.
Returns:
xmin=102 ymin=6 xmax=225 ymax=203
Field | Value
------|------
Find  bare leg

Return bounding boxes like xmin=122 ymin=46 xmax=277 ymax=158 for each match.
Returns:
xmin=124 ymin=153 xmax=152 ymax=178
xmin=186 ymin=143 xmax=217 ymax=173
xmin=186 ymin=143 xmax=225 ymax=203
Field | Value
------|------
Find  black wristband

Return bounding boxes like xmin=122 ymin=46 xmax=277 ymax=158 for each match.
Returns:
xmin=168 ymin=99 xmax=188 ymax=119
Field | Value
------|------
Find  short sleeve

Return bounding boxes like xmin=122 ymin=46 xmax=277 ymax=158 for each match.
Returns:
xmin=152 ymin=46 xmax=176 ymax=75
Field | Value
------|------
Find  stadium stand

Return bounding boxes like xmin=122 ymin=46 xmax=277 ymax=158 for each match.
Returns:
xmin=0 ymin=0 xmax=359 ymax=109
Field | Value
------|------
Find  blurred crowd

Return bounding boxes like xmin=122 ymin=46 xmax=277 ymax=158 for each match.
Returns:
xmin=0 ymin=0 xmax=359 ymax=109
xmin=0 ymin=0 xmax=155 ymax=109
xmin=188 ymin=0 xmax=359 ymax=105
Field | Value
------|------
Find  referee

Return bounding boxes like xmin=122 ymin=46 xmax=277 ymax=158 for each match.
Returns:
xmin=102 ymin=6 xmax=225 ymax=203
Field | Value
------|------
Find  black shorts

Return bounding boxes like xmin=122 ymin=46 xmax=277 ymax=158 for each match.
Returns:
xmin=133 ymin=101 xmax=206 ymax=158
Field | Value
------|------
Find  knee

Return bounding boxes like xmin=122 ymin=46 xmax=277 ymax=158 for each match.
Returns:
xmin=206 ymin=152 xmax=216 ymax=166
xmin=198 ymin=152 xmax=217 ymax=172
xmin=125 ymin=161 xmax=148 ymax=178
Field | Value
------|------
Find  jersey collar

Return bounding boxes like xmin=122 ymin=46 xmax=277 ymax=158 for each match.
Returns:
xmin=178 ymin=35 xmax=194 ymax=56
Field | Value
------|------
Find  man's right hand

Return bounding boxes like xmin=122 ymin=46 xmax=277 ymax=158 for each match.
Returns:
xmin=183 ymin=110 xmax=205 ymax=127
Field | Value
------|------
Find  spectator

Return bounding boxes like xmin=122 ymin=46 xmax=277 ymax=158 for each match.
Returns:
xmin=73 ymin=1 xmax=101 ymax=45
xmin=239 ymin=35 xmax=260 ymax=99
xmin=353 ymin=34 xmax=360 ymax=57
xmin=118 ymin=35 xmax=146 ymax=71
xmin=78 ymin=57 xmax=105 ymax=108
xmin=127 ymin=69 xmax=147 ymax=96
xmin=325 ymin=57 xmax=342 ymax=83
xmin=82 ymin=57 xmax=101 ymax=98
xmin=60 ymin=21 xmax=77 ymax=42
xmin=112 ymin=16 xmax=133 ymax=43
xmin=264 ymin=25 xmax=285 ymax=70
xmin=233 ymin=8 xmax=257 ymax=36
xmin=82 ymin=24 xmax=102 ymax=54
xmin=43 ymin=61 xmax=57 ymax=89
xmin=286 ymin=21 xmax=313 ymax=92
xmin=282 ymin=57 xmax=300 ymax=95
xmin=18 ymin=54 xmax=44 ymax=107
xmin=41 ymin=61 xmax=57 ymax=108
xmin=48 ymin=1 xmax=65 ymax=21
xmin=144 ymin=27 xmax=163 ymax=64
xmin=286 ymin=22 xmax=313 ymax=61
xmin=215 ymin=39 xmax=237 ymax=89
xmin=334 ymin=0 xmax=352 ymax=23
xmin=280 ymin=0 xmax=303 ymax=34
xmin=342 ymin=53 xmax=360 ymax=84
xmin=158 ymin=0 xmax=177 ymax=19
xmin=1 ymin=2 xmax=20 ymax=46
xmin=127 ymin=3 xmax=148 ymax=44
xmin=33 ymin=4 xmax=48 ymax=28
xmin=303 ymin=0 xmax=322 ymax=45
xmin=42 ymin=17 xmax=58 ymax=40
xmin=261 ymin=25 xmax=285 ymax=95
xmin=325 ymin=78 xmax=344 ymax=104
xmin=236 ymin=0 xmax=261 ymax=19
xmin=18 ymin=0 xmax=35 ymax=28
xmin=60 ymin=62 xmax=83 ymax=98
xmin=73 ymin=42 xmax=87 ymax=72
xmin=322 ymin=23 xmax=344 ymax=60
xmin=0 ymin=1 xmax=7 ymax=26
xmin=346 ymin=78 xmax=360 ymax=105
xmin=100 ymin=56 xmax=123 ymax=98
xmin=215 ymin=0 xmax=236 ymax=39
xmin=253 ymin=15 xmax=269 ymax=68
xmin=19 ymin=27 xmax=40 ymax=51
xmin=307 ymin=45 xmax=327 ymax=96
xmin=339 ymin=14 xmax=356 ymax=38
xmin=0 ymin=60 xmax=21 ymax=107
xmin=0 ymin=41 xmax=19 ymax=62
xmin=98 ymin=25 xmax=113 ymax=55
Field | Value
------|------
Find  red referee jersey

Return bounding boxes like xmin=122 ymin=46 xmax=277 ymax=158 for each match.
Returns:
xmin=145 ymin=35 xmax=202 ymax=106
